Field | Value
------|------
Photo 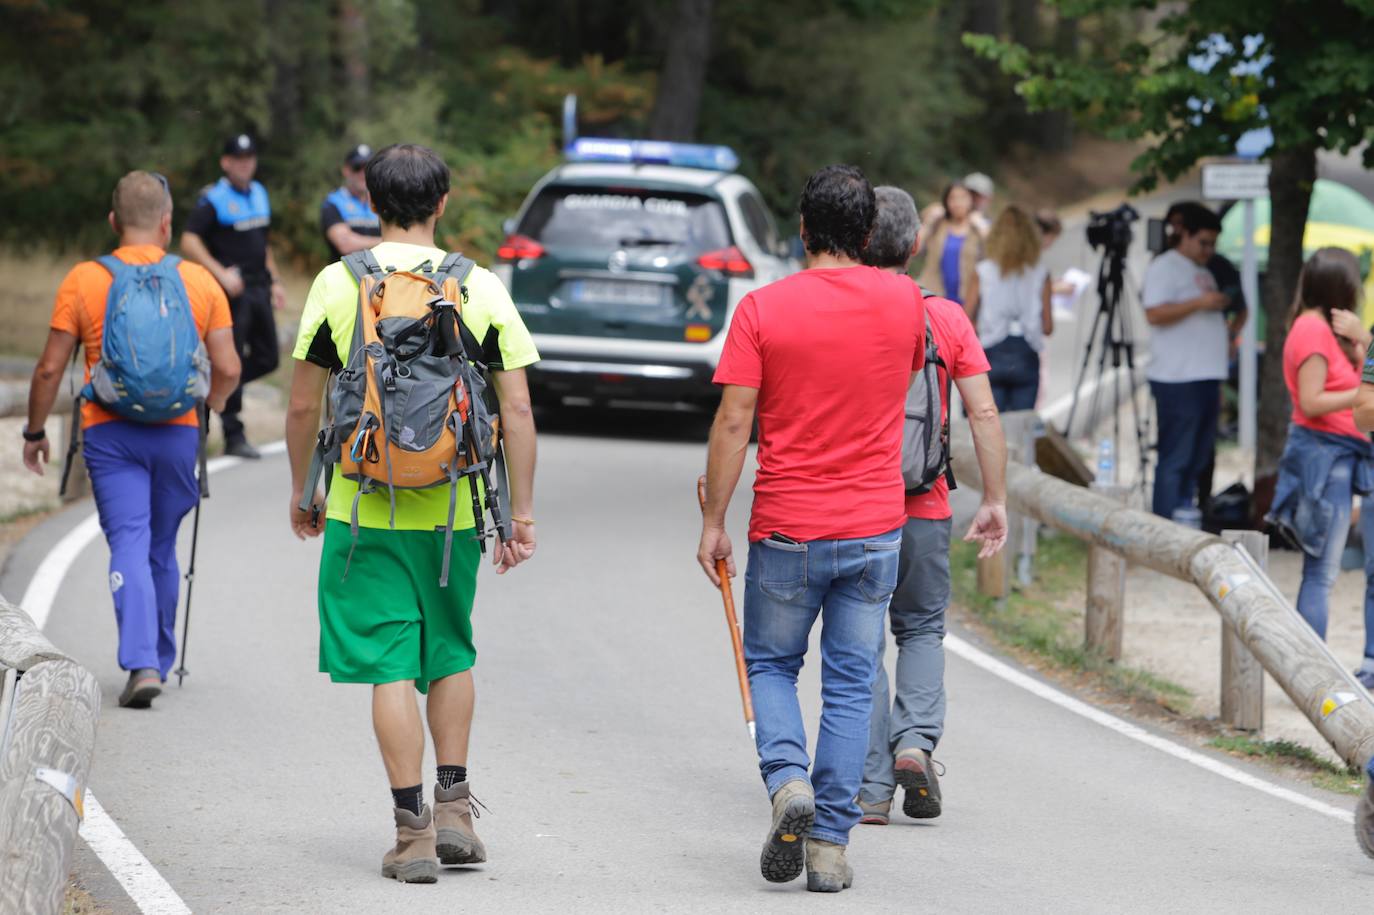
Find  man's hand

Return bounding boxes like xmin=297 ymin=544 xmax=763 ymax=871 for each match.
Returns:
xmin=964 ymin=500 xmax=1008 ymax=559
xmin=220 ymin=266 xmax=245 ymax=299
xmin=22 ymin=437 xmax=49 ymax=476
xmin=1197 ymin=291 xmax=1229 ymax=312
xmin=271 ymin=280 xmax=287 ymax=311
xmin=698 ymin=525 xmax=735 ymax=587
xmin=494 ymin=519 xmax=536 ymax=574
xmin=290 ymin=491 xmax=324 ymax=540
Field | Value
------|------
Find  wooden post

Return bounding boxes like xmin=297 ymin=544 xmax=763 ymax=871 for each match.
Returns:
xmin=1220 ymin=530 xmax=1266 ymax=731
xmin=1085 ymin=484 xmax=1129 ymax=660
xmin=0 ymin=596 xmax=101 ymax=915
xmin=950 ymin=428 xmax=1374 ymax=770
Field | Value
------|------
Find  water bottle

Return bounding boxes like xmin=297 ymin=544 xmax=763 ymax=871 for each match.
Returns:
xmin=1095 ymin=438 xmax=1115 ymax=486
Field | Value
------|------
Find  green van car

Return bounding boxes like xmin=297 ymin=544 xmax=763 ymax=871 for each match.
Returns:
xmin=491 ymin=139 xmax=797 ymax=411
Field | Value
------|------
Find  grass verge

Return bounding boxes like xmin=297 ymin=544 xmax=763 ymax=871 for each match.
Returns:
xmin=949 ymin=533 xmax=1194 ymax=714
xmin=1208 ymin=735 xmax=1364 ymax=796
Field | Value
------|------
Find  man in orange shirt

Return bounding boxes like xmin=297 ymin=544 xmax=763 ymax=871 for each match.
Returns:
xmin=22 ymin=171 xmax=241 ymax=708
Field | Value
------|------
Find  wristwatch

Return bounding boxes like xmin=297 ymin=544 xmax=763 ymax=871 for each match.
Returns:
xmin=21 ymin=427 xmax=46 ymax=442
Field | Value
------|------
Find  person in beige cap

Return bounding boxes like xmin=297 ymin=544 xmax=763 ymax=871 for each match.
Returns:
xmin=963 ymin=171 xmax=995 ymax=234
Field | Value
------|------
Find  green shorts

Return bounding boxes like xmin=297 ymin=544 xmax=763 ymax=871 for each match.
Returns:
xmin=318 ymin=520 xmax=480 ymax=694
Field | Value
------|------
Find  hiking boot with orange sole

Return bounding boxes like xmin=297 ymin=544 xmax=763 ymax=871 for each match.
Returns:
xmin=894 ymin=748 xmax=943 ymax=819
xmin=381 ymin=806 xmax=438 ymax=884
xmin=434 ymin=781 xmax=487 ymax=865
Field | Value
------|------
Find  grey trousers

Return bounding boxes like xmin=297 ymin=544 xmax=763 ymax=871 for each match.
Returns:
xmin=860 ymin=516 xmax=950 ymax=803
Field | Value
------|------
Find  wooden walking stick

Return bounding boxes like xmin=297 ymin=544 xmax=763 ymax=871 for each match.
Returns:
xmin=697 ymin=475 xmax=756 ymax=739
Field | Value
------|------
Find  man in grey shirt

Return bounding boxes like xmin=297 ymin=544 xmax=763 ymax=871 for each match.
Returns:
xmin=1141 ymin=203 xmax=1238 ymax=519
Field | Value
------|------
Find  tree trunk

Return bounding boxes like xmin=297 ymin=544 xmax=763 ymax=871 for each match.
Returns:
xmin=1036 ymin=12 xmax=1078 ymax=152
xmin=965 ymin=0 xmax=1003 ymax=37
xmin=647 ymin=0 xmax=713 ymax=142
xmin=1256 ymin=143 xmax=1317 ymax=481
xmin=337 ymin=0 xmax=369 ymax=131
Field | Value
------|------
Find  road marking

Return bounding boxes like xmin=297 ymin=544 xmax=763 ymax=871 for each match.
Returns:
xmin=18 ymin=440 xmax=287 ymax=914
xmin=946 ymin=633 xmax=1356 ymax=824
xmin=80 ymin=794 xmax=192 ymax=915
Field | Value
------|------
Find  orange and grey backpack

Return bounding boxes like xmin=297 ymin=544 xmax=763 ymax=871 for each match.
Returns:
xmin=299 ymin=249 xmax=510 ymax=585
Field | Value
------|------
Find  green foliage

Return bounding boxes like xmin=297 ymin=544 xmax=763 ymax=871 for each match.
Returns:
xmin=0 ymin=0 xmax=653 ymax=265
xmin=1209 ymin=735 xmax=1363 ymax=795
xmin=966 ymin=0 xmax=1374 ymax=189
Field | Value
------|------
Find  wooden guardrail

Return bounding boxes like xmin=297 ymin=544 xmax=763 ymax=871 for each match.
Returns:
xmin=0 ymin=594 xmax=101 ymax=915
xmin=951 ymin=424 xmax=1374 ymax=772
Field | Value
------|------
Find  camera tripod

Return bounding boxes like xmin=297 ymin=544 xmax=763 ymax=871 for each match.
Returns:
xmin=1062 ymin=241 xmax=1151 ymax=497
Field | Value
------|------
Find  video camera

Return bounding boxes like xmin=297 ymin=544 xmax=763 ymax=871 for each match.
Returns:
xmin=1085 ymin=203 xmax=1139 ymax=256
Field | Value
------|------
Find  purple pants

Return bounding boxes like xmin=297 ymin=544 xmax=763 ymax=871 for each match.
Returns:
xmin=83 ymin=421 xmax=200 ymax=676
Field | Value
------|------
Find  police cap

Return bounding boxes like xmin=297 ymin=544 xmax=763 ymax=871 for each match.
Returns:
xmin=223 ymin=133 xmax=258 ymax=157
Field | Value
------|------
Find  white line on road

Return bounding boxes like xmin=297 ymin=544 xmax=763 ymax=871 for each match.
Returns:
xmin=18 ymin=441 xmax=286 ymax=914
xmin=946 ymin=633 xmax=1356 ymax=824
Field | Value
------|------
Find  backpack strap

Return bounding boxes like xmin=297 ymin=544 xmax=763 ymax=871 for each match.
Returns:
xmin=434 ymin=253 xmax=482 ymax=362
xmin=342 ymin=249 xmax=385 ymax=284
xmin=95 ymin=254 xmax=126 ymax=278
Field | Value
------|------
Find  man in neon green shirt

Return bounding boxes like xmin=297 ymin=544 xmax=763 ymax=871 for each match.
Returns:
xmin=285 ymin=144 xmax=539 ymax=884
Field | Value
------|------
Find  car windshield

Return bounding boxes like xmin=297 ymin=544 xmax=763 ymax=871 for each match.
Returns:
xmin=519 ymin=186 xmax=731 ymax=253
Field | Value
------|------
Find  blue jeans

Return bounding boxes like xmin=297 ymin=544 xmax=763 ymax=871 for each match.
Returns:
xmin=1296 ymin=454 xmax=1354 ymax=639
xmin=743 ymin=528 xmax=902 ymax=846
xmin=1361 ymin=497 xmax=1374 ymax=665
xmin=985 ymin=336 xmax=1040 ymax=412
xmin=861 ymin=517 xmax=950 ymax=804
xmin=1150 ymin=379 xmax=1220 ymax=519
xmin=83 ymin=422 xmax=200 ymax=676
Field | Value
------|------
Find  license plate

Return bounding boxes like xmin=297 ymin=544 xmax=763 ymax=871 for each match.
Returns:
xmin=568 ymin=279 xmax=664 ymax=307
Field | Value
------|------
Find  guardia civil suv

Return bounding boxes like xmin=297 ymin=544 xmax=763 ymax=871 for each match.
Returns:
xmin=491 ymin=138 xmax=797 ymax=411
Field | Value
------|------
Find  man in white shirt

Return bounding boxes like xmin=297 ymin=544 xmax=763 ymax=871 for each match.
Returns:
xmin=1141 ymin=204 xmax=1235 ymax=519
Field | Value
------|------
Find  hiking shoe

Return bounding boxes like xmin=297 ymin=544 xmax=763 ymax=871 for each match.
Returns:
xmin=894 ymin=748 xmax=943 ymax=819
xmin=381 ymin=805 xmax=438 ymax=884
xmin=804 ymin=838 xmax=853 ymax=893
xmin=434 ymin=781 xmax=487 ymax=865
xmin=1357 ymin=774 xmax=1374 ymax=860
xmin=1354 ymin=668 xmax=1374 ymax=690
xmin=760 ymin=779 xmax=814 ymax=883
xmin=224 ymin=437 xmax=261 ymax=459
xmin=118 ymin=669 xmax=161 ymax=709
xmin=857 ymin=797 xmax=891 ymax=826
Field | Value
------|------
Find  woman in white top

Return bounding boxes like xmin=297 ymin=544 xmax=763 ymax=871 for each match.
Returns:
xmin=964 ymin=205 xmax=1053 ymax=411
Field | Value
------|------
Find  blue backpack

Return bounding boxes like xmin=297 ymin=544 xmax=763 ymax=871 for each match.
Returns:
xmin=83 ymin=254 xmax=209 ymax=422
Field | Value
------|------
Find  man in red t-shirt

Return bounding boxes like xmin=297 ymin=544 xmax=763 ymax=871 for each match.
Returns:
xmin=852 ymin=186 xmax=1008 ymax=827
xmin=697 ymin=165 xmax=924 ymax=893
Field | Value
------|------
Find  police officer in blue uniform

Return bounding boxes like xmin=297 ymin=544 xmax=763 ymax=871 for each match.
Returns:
xmin=320 ymin=144 xmax=381 ymax=260
xmin=181 ymin=134 xmax=286 ymax=459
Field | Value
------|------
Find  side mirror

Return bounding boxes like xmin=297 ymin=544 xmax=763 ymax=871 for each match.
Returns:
xmin=502 ymin=218 xmax=516 ymax=236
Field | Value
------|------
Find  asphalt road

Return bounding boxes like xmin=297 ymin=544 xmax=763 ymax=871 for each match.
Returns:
xmin=3 ymin=408 xmax=1370 ymax=914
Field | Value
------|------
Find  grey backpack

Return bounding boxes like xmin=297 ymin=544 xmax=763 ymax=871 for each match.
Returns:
xmin=901 ymin=307 xmax=955 ymax=495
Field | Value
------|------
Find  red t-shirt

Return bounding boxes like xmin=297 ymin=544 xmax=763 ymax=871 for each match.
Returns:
xmin=906 ymin=293 xmax=992 ymax=520
xmin=1282 ymin=312 xmax=1363 ymax=441
xmin=714 ymin=266 xmax=925 ymax=542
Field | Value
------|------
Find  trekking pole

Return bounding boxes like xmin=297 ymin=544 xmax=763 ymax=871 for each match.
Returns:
xmin=696 ymin=475 xmax=756 ymax=740
xmin=174 ymin=403 xmax=209 ymax=686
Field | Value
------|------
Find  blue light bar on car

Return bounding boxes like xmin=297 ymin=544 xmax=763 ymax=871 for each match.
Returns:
xmin=565 ymin=137 xmax=739 ymax=172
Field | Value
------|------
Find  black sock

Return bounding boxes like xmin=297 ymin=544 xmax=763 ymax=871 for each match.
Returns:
xmin=437 ymin=765 xmax=467 ymax=789
xmin=391 ymin=784 xmax=423 ymax=816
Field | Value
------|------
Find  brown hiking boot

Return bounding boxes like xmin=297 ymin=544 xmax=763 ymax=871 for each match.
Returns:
xmin=434 ymin=781 xmax=487 ymax=865
xmin=381 ymin=805 xmax=438 ymax=884
xmin=760 ymin=779 xmax=814 ymax=883
xmin=1357 ymin=774 xmax=1374 ymax=860
xmin=805 ymin=838 xmax=853 ymax=893
xmin=894 ymin=748 xmax=943 ymax=819
xmin=857 ymin=796 xmax=891 ymax=826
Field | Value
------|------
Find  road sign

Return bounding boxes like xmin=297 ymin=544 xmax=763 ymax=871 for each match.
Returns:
xmin=1203 ymin=162 xmax=1271 ymax=200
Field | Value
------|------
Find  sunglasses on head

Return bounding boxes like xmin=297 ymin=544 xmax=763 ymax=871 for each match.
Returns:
xmin=151 ymin=171 xmax=170 ymax=195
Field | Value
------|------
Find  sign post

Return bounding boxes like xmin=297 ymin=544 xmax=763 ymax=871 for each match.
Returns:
xmin=1202 ymin=161 xmax=1270 ymax=455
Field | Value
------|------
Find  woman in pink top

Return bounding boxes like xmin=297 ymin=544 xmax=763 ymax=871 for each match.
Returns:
xmin=1271 ymin=248 xmax=1371 ymax=646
